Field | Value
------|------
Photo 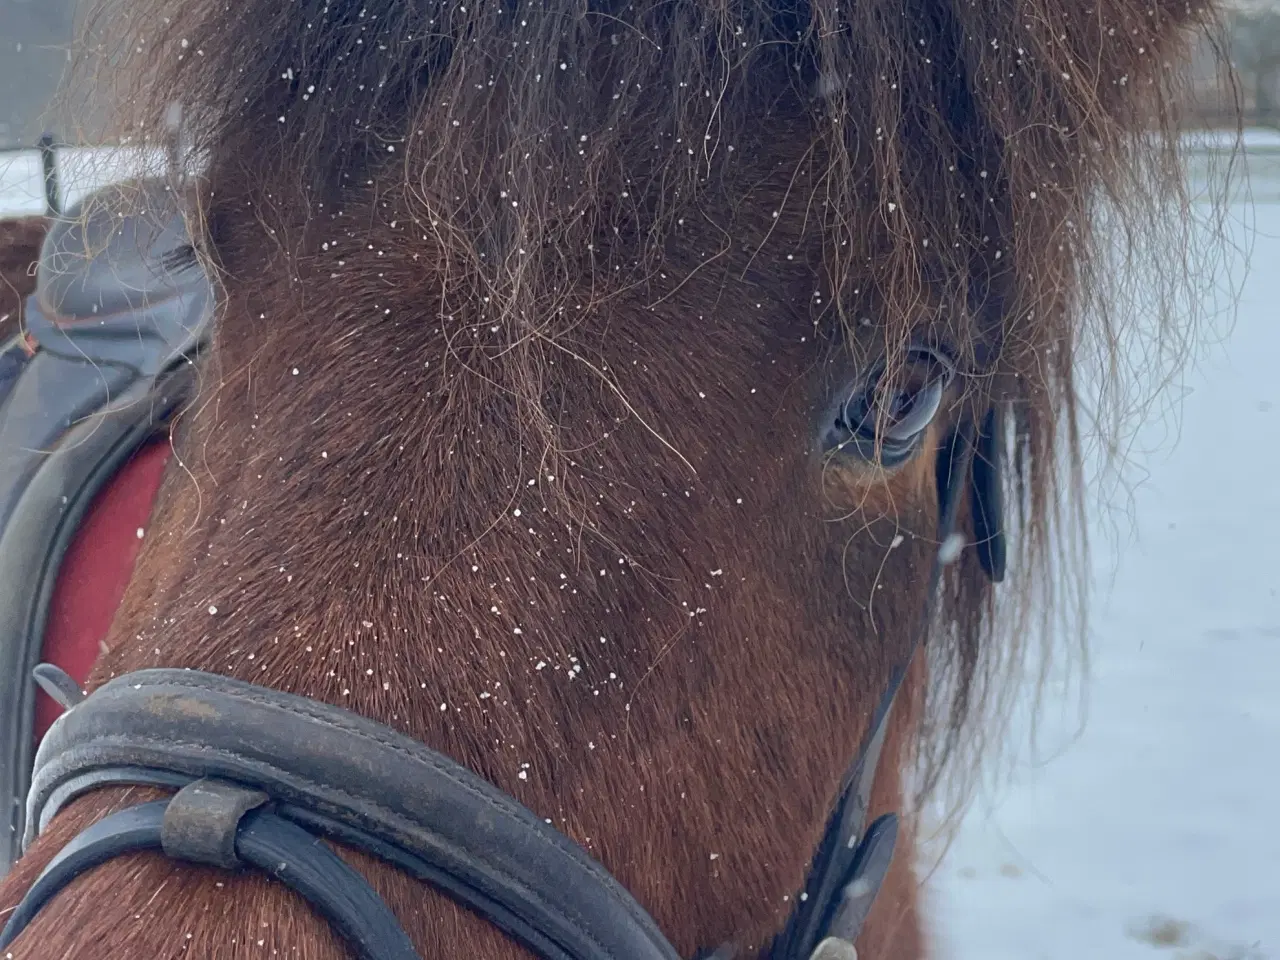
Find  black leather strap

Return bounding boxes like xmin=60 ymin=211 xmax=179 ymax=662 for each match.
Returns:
xmin=766 ymin=421 xmax=982 ymax=960
xmin=971 ymin=406 xmax=1007 ymax=583
xmin=1 ymin=800 xmax=167 ymax=945
xmin=822 ymin=814 xmax=898 ymax=943
xmin=0 ymin=788 xmax=422 ymax=960
xmin=23 ymin=669 xmax=681 ymax=960
xmin=160 ymin=778 xmax=268 ymax=869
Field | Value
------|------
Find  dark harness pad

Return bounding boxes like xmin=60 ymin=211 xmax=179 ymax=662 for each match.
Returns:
xmin=39 ymin=179 xmax=203 ymax=321
xmin=0 ymin=178 xmax=213 ymax=875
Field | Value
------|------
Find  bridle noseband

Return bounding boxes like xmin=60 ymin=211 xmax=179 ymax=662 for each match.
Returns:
xmin=0 ymin=411 xmax=1005 ymax=960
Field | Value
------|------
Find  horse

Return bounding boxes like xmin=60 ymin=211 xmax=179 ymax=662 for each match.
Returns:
xmin=0 ymin=0 xmax=1224 ymax=952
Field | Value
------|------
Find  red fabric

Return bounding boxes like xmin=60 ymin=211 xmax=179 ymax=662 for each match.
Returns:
xmin=35 ymin=439 xmax=172 ymax=739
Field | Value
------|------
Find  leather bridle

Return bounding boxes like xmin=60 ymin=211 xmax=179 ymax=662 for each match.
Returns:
xmin=0 ymin=402 xmax=1005 ymax=960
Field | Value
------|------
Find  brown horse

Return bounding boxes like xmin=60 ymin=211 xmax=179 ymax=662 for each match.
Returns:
xmin=0 ymin=0 xmax=1223 ymax=952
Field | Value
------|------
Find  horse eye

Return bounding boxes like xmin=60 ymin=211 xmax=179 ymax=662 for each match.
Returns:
xmin=830 ymin=348 xmax=953 ymax=463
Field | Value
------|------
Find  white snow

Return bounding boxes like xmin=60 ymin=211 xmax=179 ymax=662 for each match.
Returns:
xmin=1187 ymin=127 xmax=1280 ymax=151
xmin=3 ymin=139 xmax=1275 ymax=958
xmin=925 ymin=155 xmax=1280 ymax=959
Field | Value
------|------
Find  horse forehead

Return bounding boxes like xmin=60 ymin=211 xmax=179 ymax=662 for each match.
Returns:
xmin=594 ymin=269 xmax=823 ymax=400
xmin=600 ymin=203 xmax=836 ymax=349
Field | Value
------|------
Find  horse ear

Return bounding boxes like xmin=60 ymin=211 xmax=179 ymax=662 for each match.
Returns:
xmin=970 ymin=405 xmax=1006 ymax=583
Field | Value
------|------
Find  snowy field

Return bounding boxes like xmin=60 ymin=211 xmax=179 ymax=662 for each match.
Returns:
xmin=2 ymin=140 xmax=1276 ymax=959
xmin=926 ymin=140 xmax=1280 ymax=960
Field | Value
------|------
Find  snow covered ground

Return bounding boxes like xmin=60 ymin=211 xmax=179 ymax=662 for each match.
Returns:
xmin=924 ymin=146 xmax=1280 ymax=959
xmin=2 ymin=139 xmax=1276 ymax=959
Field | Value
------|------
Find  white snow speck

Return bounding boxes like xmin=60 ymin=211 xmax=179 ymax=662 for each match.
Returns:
xmin=937 ymin=532 xmax=965 ymax=566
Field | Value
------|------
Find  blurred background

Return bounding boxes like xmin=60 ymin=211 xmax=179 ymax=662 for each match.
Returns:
xmin=2 ymin=0 xmax=1280 ymax=144
xmin=3 ymin=0 xmax=1280 ymax=143
xmin=0 ymin=0 xmax=76 ymax=149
